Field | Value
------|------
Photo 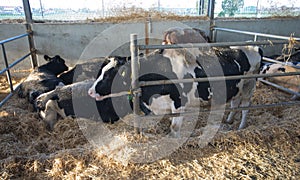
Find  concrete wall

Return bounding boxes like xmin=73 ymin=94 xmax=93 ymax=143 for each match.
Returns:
xmin=1 ymin=17 xmax=300 ymax=69
xmin=32 ymin=20 xmax=210 ymax=65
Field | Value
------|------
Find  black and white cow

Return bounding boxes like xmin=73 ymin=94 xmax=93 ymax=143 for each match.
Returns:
xmin=88 ymin=46 xmax=263 ymax=137
xmin=58 ymin=57 xmax=106 ymax=85
xmin=34 ymin=56 xmax=151 ymax=130
xmin=18 ymin=55 xmax=68 ymax=104
xmin=33 ymin=80 xmax=121 ymax=130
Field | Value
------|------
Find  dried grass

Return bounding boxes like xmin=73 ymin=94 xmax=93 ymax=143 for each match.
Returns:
xmin=0 ymin=76 xmax=299 ymax=179
xmin=89 ymin=8 xmax=209 ymax=23
xmin=0 ymin=9 xmax=208 ymax=24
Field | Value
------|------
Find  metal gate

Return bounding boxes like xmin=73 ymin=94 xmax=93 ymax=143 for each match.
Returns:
xmin=0 ymin=0 xmax=37 ymax=108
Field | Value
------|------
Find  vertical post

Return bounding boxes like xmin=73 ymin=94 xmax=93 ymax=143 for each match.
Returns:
xmin=211 ymin=28 xmax=217 ymax=42
xmin=145 ymin=16 xmax=152 ymax=55
xmin=39 ymin=0 xmax=44 ymax=18
xmin=22 ymin=0 xmax=38 ymax=68
xmin=130 ymin=34 xmax=140 ymax=134
xmin=198 ymin=0 xmax=205 ymax=15
xmin=101 ymin=0 xmax=105 ymax=17
xmin=256 ymin=0 xmax=260 ymax=17
xmin=208 ymin=0 xmax=215 ymax=42
xmin=157 ymin=0 xmax=161 ymax=11
xmin=1 ymin=44 xmax=14 ymax=92
xmin=254 ymin=35 xmax=257 ymax=41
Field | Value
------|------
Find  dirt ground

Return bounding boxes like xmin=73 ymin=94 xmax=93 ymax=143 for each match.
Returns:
xmin=0 ymin=74 xmax=299 ymax=179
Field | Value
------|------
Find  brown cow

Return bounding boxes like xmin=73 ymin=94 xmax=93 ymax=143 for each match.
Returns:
xmin=162 ymin=27 xmax=210 ymax=45
xmin=260 ymin=63 xmax=300 ymax=100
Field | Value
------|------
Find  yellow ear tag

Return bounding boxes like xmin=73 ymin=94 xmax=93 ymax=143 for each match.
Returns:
xmin=121 ymin=70 xmax=126 ymax=77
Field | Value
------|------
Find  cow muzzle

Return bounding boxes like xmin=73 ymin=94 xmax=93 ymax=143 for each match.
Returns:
xmin=88 ymin=88 xmax=102 ymax=100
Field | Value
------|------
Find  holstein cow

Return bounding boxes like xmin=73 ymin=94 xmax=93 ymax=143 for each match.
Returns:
xmin=162 ymin=27 xmax=210 ymax=45
xmin=260 ymin=63 xmax=300 ymax=100
xmin=34 ymin=80 xmax=119 ymax=130
xmin=34 ymin=57 xmax=151 ymax=130
xmin=18 ymin=55 xmax=68 ymax=104
xmin=88 ymin=46 xmax=263 ymax=137
xmin=58 ymin=57 xmax=106 ymax=85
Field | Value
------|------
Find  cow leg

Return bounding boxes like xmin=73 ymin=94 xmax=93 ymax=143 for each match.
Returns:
xmin=239 ymin=102 xmax=250 ymax=130
xmin=238 ymin=79 xmax=256 ymax=129
xmin=226 ymin=97 xmax=241 ymax=124
xmin=169 ymin=106 xmax=184 ymax=138
xmin=291 ymin=94 xmax=300 ymax=100
xmin=48 ymin=99 xmax=67 ymax=119
xmin=39 ymin=100 xmax=58 ymax=130
xmin=39 ymin=100 xmax=66 ymax=130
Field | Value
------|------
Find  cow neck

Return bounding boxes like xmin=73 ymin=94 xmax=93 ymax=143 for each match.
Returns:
xmin=95 ymin=88 xmax=151 ymax=115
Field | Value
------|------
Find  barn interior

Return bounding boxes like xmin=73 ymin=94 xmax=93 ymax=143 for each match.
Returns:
xmin=0 ymin=0 xmax=300 ymax=179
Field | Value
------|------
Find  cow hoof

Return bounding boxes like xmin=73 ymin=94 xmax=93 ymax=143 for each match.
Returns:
xmin=225 ymin=118 xmax=234 ymax=125
xmin=238 ymin=124 xmax=246 ymax=130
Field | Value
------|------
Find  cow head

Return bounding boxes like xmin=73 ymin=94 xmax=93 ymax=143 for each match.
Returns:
xmin=40 ymin=55 xmax=69 ymax=75
xmin=260 ymin=63 xmax=284 ymax=75
xmin=162 ymin=27 xmax=209 ymax=45
xmin=88 ymin=56 xmax=130 ymax=101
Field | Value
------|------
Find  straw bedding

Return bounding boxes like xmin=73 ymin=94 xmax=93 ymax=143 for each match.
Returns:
xmin=0 ymin=75 xmax=299 ymax=179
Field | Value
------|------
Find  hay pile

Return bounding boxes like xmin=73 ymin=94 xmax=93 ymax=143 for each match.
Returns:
xmin=0 ymin=9 xmax=208 ymax=24
xmin=0 ymin=75 xmax=299 ymax=179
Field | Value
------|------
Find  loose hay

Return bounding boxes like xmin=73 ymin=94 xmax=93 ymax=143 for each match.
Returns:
xmin=0 ymin=75 xmax=300 ymax=179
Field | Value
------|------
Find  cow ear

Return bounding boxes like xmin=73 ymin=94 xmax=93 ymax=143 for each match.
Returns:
xmin=118 ymin=66 xmax=128 ymax=78
xmin=44 ymin=55 xmax=51 ymax=61
xmin=55 ymin=55 xmax=61 ymax=59
xmin=55 ymin=55 xmax=65 ymax=63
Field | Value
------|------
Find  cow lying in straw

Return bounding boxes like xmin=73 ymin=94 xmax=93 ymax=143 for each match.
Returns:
xmin=34 ymin=56 xmax=151 ymax=130
xmin=18 ymin=55 xmax=68 ymax=105
xmin=260 ymin=63 xmax=300 ymax=100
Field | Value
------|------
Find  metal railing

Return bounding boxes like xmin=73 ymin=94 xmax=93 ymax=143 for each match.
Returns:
xmin=130 ymin=31 xmax=300 ymax=131
xmin=211 ymin=27 xmax=300 ymax=42
xmin=211 ymin=27 xmax=300 ymax=97
xmin=212 ymin=27 xmax=300 ymax=67
xmin=0 ymin=33 xmax=31 ymax=107
xmin=0 ymin=1 xmax=37 ymax=108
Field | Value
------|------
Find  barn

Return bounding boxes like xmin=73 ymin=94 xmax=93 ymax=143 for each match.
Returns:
xmin=0 ymin=0 xmax=300 ymax=179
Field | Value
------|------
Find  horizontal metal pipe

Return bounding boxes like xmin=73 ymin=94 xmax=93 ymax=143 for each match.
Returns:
xmin=138 ymin=40 xmax=289 ymax=50
xmin=9 ymin=52 xmax=31 ymax=69
xmin=139 ymin=72 xmax=300 ymax=87
xmin=139 ymin=101 xmax=300 ymax=120
xmin=259 ymin=79 xmax=300 ymax=98
xmin=262 ymin=57 xmax=300 ymax=69
xmin=0 ymin=33 xmax=29 ymax=45
xmin=0 ymin=84 xmax=21 ymax=108
xmin=0 ymin=52 xmax=31 ymax=75
xmin=0 ymin=93 xmax=14 ymax=107
xmin=213 ymin=27 xmax=300 ymax=41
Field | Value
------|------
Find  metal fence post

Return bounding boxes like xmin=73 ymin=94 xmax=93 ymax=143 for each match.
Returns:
xmin=211 ymin=28 xmax=217 ymax=42
xmin=22 ymin=0 xmax=38 ymax=68
xmin=208 ymin=0 xmax=215 ymax=42
xmin=130 ymin=34 xmax=141 ymax=134
xmin=1 ymin=44 xmax=14 ymax=92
